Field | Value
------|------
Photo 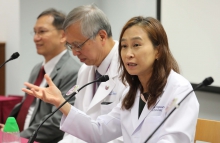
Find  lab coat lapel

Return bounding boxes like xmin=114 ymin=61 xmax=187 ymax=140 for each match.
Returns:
xmin=87 ymin=66 xmax=117 ymax=112
xmin=130 ymin=91 xmax=140 ymax=131
xmin=82 ymin=69 xmax=95 ymax=112
xmin=132 ymin=92 xmax=161 ymax=134
xmin=87 ymin=77 xmax=115 ymax=112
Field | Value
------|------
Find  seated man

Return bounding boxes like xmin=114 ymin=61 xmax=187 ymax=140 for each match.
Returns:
xmin=58 ymin=4 xmax=126 ymax=143
xmin=0 ymin=8 xmax=81 ymax=143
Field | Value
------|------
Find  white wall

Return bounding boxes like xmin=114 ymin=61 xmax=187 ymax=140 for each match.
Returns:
xmin=0 ymin=0 xmax=8 ymax=41
xmin=0 ymin=0 xmax=20 ymax=96
xmin=161 ymin=0 xmax=220 ymax=122
xmin=161 ymin=0 xmax=220 ymax=87
xmin=100 ymin=0 xmax=157 ymax=41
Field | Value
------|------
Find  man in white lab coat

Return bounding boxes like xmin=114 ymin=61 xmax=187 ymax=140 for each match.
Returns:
xmin=58 ymin=4 xmax=126 ymax=143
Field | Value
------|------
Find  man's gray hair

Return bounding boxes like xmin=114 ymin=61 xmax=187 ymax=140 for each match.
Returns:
xmin=63 ymin=4 xmax=112 ymax=39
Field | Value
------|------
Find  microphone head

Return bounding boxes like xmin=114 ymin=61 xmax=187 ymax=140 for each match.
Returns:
xmin=202 ymin=77 xmax=214 ymax=86
xmin=98 ymin=75 xmax=109 ymax=82
xmin=10 ymin=52 xmax=20 ymax=60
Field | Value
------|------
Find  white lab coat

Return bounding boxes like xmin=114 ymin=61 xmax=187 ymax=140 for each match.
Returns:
xmin=59 ymin=41 xmax=126 ymax=143
xmin=60 ymin=70 xmax=199 ymax=143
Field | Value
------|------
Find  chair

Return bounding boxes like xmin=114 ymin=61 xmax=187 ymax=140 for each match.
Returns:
xmin=194 ymin=118 xmax=220 ymax=143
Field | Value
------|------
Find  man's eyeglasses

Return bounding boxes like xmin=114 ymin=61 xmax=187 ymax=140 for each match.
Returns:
xmin=65 ymin=37 xmax=91 ymax=52
xmin=31 ymin=29 xmax=61 ymax=37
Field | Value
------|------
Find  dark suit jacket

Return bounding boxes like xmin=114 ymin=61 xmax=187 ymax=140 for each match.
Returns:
xmin=9 ymin=51 xmax=81 ymax=143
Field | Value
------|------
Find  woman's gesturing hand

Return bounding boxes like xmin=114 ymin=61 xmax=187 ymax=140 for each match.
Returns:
xmin=22 ymin=74 xmax=65 ymax=107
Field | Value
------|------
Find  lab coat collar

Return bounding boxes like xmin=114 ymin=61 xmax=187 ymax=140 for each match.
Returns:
xmin=131 ymin=70 xmax=173 ymax=134
xmin=131 ymin=90 xmax=162 ymax=135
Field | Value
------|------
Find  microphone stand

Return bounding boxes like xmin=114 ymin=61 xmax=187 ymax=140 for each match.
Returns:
xmin=28 ymin=76 xmax=109 ymax=143
xmin=0 ymin=52 xmax=20 ymax=68
xmin=0 ymin=58 xmax=14 ymax=68
xmin=144 ymin=77 xmax=214 ymax=143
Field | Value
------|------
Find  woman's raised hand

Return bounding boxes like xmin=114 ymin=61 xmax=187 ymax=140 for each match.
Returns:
xmin=22 ymin=74 xmax=65 ymax=107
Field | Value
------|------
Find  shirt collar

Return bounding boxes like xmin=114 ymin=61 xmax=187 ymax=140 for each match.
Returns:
xmin=95 ymin=40 xmax=118 ymax=75
xmin=42 ymin=50 xmax=67 ymax=76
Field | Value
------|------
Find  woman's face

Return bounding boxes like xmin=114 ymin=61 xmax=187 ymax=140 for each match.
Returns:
xmin=120 ymin=25 xmax=158 ymax=78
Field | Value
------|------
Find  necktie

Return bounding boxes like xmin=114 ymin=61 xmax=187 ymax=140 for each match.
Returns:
xmin=93 ymin=70 xmax=102 ymax=96
xmin=16 ymin=66 xmax=45 ymax=131
xmin=95 ymin=70 xmax=102 ymax=88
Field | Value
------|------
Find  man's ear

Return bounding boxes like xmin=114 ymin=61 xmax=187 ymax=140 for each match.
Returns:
xmin=60 ymin=30 xmax=66 ymax=43
xmin=97 ymin=30 xmax=107 ymax=42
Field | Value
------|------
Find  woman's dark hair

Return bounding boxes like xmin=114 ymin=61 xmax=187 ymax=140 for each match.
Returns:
xmin=119 ymin=16 xmax=179 ymax=110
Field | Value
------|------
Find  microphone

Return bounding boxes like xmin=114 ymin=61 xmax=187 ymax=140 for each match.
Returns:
xmin=28 ymin=75 xmax=109 ymax=143
xmin=0 ymin=52 xmax=20 ymax=68
xmin=144 ymin=77 xmax=214 ymax=143
xmin=97 ymin=75 xmax=109 ymax=82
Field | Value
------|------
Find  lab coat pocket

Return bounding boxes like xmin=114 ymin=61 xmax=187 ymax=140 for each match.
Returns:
xmin=100 ymin=102 xmax=116 ymax=115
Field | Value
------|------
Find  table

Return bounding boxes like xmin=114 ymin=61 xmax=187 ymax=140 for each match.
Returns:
xmin=0 ymin=130 xmax=38 ymax=143
xmin=0 ymin=96 xmax=22 ymax=123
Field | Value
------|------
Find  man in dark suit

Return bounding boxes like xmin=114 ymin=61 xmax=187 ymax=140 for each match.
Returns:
xmin=0 ymin=8 xmax=81 ymax=143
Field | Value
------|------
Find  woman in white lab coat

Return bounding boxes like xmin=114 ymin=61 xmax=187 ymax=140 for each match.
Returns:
xmin=23 ymin=16 xmax=199 ymax=143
